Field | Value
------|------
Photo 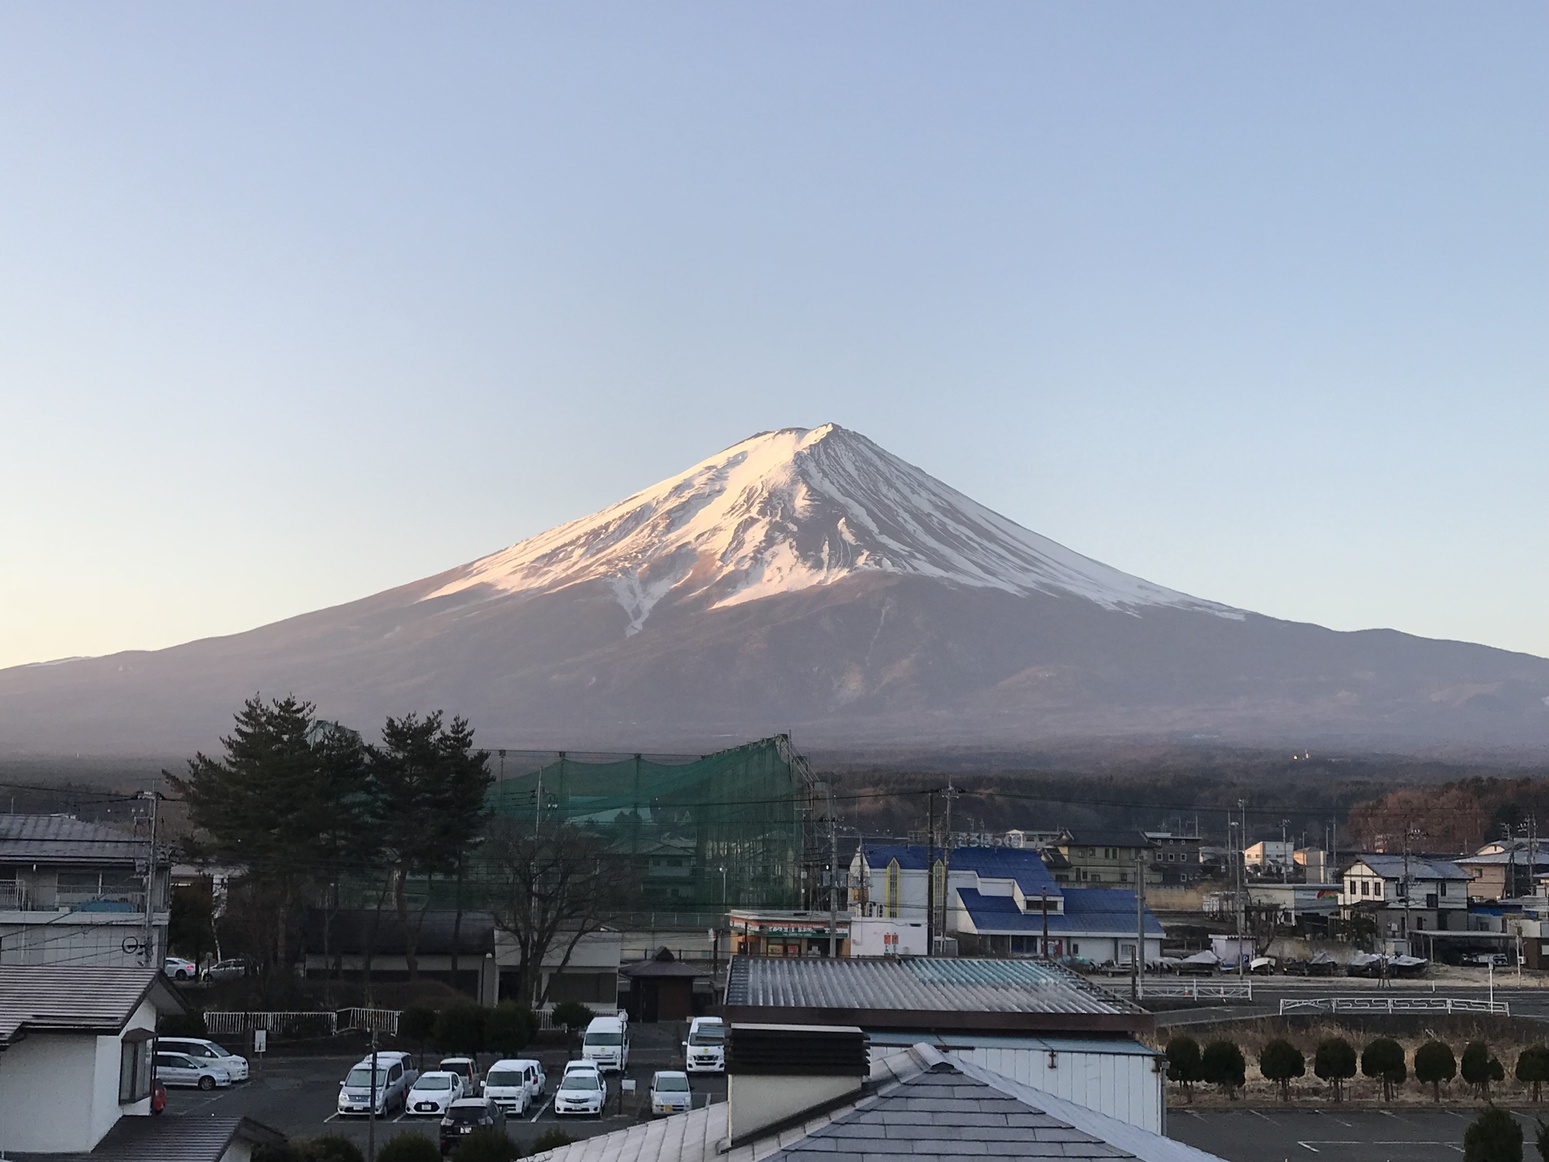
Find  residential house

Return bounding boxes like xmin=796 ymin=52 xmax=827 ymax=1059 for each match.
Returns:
xmin=1142 ymin=830 xmax=1203 ymax=885
xmin=1243 ymin=840 xmax=1296 ymax=874
xmin=1340 ymin=854 xmax=1472 ymax=939
xmin=1458 ymin=839 xmax=1549 ymax=901
xmin=531 ymin=1027 xmax=1224 ymax=1162
xmin=0 ymin=815 xmax=170 ymax=969
xmin=1046 ymin=831 xmax=1161 ymax=888
xmin=0 ymin=965 xmax=279 ymax=1159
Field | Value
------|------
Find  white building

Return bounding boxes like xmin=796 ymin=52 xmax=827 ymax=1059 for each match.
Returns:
xmin=0 ymin=815 xmax=170 ymax=968
xmin=1243 ymin=840 xmax=1296 ymax=872
xmin=1341 ymin=854 xmax=1472 ymax=939
xmin=0 ymin=965 xmax=282 ymax=1158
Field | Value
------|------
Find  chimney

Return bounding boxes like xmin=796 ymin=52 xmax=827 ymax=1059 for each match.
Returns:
xmin=725 ymin=1024 xmax=869 ymax=1145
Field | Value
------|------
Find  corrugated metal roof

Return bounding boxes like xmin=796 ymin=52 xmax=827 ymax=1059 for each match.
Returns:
xmin=0 ymin=966 xmax=187 ymax=1046
xmin=859 ymin=844 xmax=1061 ymax=898
xmin=0 ymin=815 xmax=145 ymax=864
xmin=725 ymin=956 xmax=1145 ymax=1028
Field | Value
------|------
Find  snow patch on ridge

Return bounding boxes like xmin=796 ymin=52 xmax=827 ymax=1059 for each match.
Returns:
xmin=423 ymin=424 xmax=1243 ymax=632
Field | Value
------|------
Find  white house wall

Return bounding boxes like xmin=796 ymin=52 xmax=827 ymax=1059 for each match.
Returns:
xmin=0 ymin=1032 xmax=100 ymax=1152
xmin=949 ymin=1045 xmax=1163 ymax=1134
xmin=0 ymin=915 xmax=167 ymax=967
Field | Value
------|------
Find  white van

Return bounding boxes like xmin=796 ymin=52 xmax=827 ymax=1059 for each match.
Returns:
xmin=581 ymin=1016 xmax=630 ymax=1072
xmin=483 ymin=1058 xmax=546 ymax=1115
xmin=337 ymin=1051 xmax=418 ymax=1117
xmin=683 ymin=1016 xmax=724 ymax=1073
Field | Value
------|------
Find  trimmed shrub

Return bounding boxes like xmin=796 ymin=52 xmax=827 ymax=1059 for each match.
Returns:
xmin=1259 ymin=1039 xmax=1305 ymax=1101
xmin=435 ymin=1003 xmax=487 ymax=1055
xmin=1416 ymin=1040 xmax=1457 ymax=1102
xmin=1314 ymin=1037 xmax=1358 ymax=1102
xmin=485 ymin=1002 xmax=540 ymax=1056
xmin=1165 ymin=1035 xmax=1202 ymax=1099
xmin=378 ymin=1133 xmax=441 ymax=1162
xmin=158 ymin=1011 xmax=209 ymax=1038
xmin=1465 ymin=1041 xmax=1506 ymax=1099
xmin=301 ymin=1136 xmax=366 ymax=1162
xmin=1362 ymin=1038 xmax=1407 ymax=1103
xmin=1200 ymin=1039 xmax=1246 ymax=1099
xmin=531 ymin=1129 xmax=578 ymax=1154
xmin=550 ymin=1001 xmax=596 ymax=1039
xmin=400 ymin=1006 xmax=437 ymax=1051
xmin=449 ymin=1127 xmax=520 ymax=1162
xmin=1464 ymin=1103 xmax=1523 ymax=1162
xmin=1518 ymin=1046 xmax=1549 ymax=1103
xmin=253 ymin=1145 xmax=308 ymax=1162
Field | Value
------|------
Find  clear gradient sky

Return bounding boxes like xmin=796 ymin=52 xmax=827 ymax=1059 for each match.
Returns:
xmin=1 ymin=4 xmax=1545 ymax=671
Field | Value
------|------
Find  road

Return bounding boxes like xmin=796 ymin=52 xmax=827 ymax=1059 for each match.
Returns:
xmin=1130 ymin=977 xmax=1549 ymax=1027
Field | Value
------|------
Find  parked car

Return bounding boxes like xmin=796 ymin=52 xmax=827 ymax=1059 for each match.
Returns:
xmin=202 ymin=958 xmax=248 ymax=983
xmin=439 ymin=1098 xmax=506 ymax=1153
xmin=162 ymin=957 xmax=198 ymax=981
xmin=407 ymin=1071 xmax=465 ymax=1116
xmin=155 ymin=1050 xmax=232 ymax=1090
xmin=483 ymin=1058 xmax=545 ymax=1116
xmin=336 ymin=1052 xmax=418 ymax=1117
xmin=439 ymin=1056 xmax=480 ymax=1094
xmin=683 ymin=1016 xmax=724 ymax=1073
xmin=554 ymin=1068 xmax=606 ymax=1117
xmin=581 ymin=1015 xmax=630 ymax=1072
xmin=650 ymin=1070 xmax=692 ymax=1117
xmin=157 ymin=1037 xmax=250 ymax=1082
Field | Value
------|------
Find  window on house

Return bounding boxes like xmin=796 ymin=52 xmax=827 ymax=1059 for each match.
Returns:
xmin=1104 ymin=847 xmax=1117 ymax=860
xmin=119 ymin=1033 xmax=153 ymax=1104
xmin=1440 ymin=883 xmax=1447 ymax=897
xmin=1070 ymin=942 xmax=1080 ymax=954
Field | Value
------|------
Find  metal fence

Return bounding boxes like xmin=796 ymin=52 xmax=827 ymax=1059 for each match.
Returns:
xmin=337 ymin=1008 xmax=400 ymax=1037
xmin=1279 ymin=997 xmax=1510 ymax=1016
xmin=203 ymin=1011 xmax=340 ymax=1038
xmin=1139 ymin=980 xmax=1254 ymax=1001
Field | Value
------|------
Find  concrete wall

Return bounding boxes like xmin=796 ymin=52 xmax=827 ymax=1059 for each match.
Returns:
xmin=849 ymin=916 xmax=928 ymax=957
xmin=946 ymin=1044 xmax=1162 ymax=1134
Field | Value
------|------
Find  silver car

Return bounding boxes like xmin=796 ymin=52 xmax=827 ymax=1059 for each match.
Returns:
xmin=155 ymin=1050 xmax=232 ymax=1091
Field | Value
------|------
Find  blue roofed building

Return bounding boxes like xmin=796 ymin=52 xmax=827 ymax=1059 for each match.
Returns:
xmin=849 ymin=844 xmax=1163 ymax=964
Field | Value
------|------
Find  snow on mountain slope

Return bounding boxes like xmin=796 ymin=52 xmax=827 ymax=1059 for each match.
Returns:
xmin=426 ymin=424 xmax=1241 ymax=633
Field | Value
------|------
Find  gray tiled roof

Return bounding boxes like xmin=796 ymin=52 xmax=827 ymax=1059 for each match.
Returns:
xmin=724 ymin=956 xmax=1149 ymax=1034
xmin=532 ymin=1044 xmax=1223 ymax=1162
xmin=1349 ymin=854 xmax=1471 ymax=881
xmin=0 ymin=967 xmax=187 ymax=1046
xmin=0 ymin=815 xmax=145 ymax=864
xmin=12 ymin=1115 xmax=285 ymax=1162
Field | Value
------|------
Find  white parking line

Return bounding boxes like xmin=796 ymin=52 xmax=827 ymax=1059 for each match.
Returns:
xmin=530 ymin=1097 xmax=553 ymax=1122
xmin=1314 ymin=1110 xmax=1353 ymax=1128
xmin=1248 ymin=1110 xmax=1278 ymax=1124
xmin=322 ymin=1113 xmax=340 ymax=1123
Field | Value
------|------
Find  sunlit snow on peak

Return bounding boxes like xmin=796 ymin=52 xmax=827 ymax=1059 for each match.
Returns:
xmin=423 ymin=424 xmax=1242 ymax=633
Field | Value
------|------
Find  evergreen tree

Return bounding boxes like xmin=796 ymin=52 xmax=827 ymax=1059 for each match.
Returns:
xmin=1314 ymin=1037 xmax=1358 ymax=1102
xmin=378 ymin=1134 xmax=441 ymax=1162
xmin=1201 ymin=1039 xmax=1246 ymax=1099
xmin=1166 ymin=1035 xmax=1203 ymax=1100
xmin=1259 ymin=1039 xmax=1305 ymax=1101
xmin=1464 ymin=1104 xmax=1523 ymax=1162
xmin=435 ymin=1003 xmax=487 ymax=1055
xmin=1416 ymin=1040 xmax=1457 ymax=1102
xmin=485 ymin=1002 xmax=539 ymax=1056
xmin=1465 ymin=1041 xmax=1505 ymax=1100
xmin=1362 ymin=1038 xmax=1407 ymax=1102
xmin=370 ymin=712 xmax=492 ymax=980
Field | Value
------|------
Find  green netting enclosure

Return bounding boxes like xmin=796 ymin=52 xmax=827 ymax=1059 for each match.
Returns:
xmin=484 ymin=735 xmax=817 ymax=913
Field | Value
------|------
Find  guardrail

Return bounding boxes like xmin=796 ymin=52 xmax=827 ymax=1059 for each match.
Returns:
xmin=1279 ymin=997 xmax=1511 ymax=1016
xmin=203 ymin=1011 xmax=340 ymax=1038
xmin=337 ymin=1008 xmax=400 ymax=1037
xmin=1140 ymin=981 xmax=1254 ymax=1001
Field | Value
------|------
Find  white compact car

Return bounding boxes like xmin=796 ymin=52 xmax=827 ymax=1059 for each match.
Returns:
xmin=155 ymin=1050 xmax=232 ymax=1090
xmin=650 ymin=1070 xmax=692 ymax=1116
xmin=554 ymin=1068 xmax=605 ymax=1117
xmin=683 ymin=1016 xmax=725 ymax=1073
xmin=157 ymin=1037 xmax=250 ymax=1083
xmin=407 ymin=1071 xmax=465 ymax=1116
xmin=581 ymin=1015 xmax=630 ymax=1072
xmin=483 ymin=1058 xmax=545 ymax=1116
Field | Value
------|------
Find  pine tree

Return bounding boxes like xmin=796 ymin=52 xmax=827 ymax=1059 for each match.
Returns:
xmin=1362 ymin=1038 xmax=1407 ymax=1103
xmin=1416 ymin=1040 xmax=1457 ymax=1102
xmin=1465 ymin=1041 xmax=1504 ymax=1100
xmin=1464 ymin=1104 xmax=1523 ymax=1162
xmin=1201 ymin=1039 xmax=1246 ymax=1099
xmin=1259 ymin=1039 xmax=1305 ymax=1102
xmin=1166 ymin=1035 xmax=1203 ymax=1100
xmin=1518 ymin=1047 xmax=1549 ymax=1103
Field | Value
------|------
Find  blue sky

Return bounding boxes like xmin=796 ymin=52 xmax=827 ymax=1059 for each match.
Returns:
xmin=1 ymin=3 xmax=1544 ymax=669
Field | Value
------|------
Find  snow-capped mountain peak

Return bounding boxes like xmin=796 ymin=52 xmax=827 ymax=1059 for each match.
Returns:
xmin=425 ymin=424 xmax=1239 ymax=633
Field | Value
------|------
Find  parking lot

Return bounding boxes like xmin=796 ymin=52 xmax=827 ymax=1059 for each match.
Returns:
xmin=1167 ymin=1106 xmax=1543 ymax=1160
xmin=158 ymin=1024 xmax=725 ymax=1153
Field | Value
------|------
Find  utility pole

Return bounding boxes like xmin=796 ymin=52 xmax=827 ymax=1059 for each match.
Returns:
xmin=141 ymin=790 xmax=160 ymax=967
xmin=367 ymin=1029 xmax=379 ymax=1162
xmin=1401 ymin=820 xmax=1412 ymax=954
xmin=925 ymin=792 xmax=936 ymax=957
xmin=1133 ymin=849 xmax=1145 ymax=1001
xmin=1040 ymin=886 xmax=1050 ymax=960
xmin=940 ymin=780 xmax=959 ymax=947
xmin=827 ymin=784 xmax=840 ymax=959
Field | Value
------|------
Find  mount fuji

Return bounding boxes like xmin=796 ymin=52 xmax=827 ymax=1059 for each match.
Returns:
xmin=4 ymin=423 xmax=1548 ymax=757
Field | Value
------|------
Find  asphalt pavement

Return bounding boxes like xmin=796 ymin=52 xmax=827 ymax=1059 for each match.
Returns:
xmin=160 ymin=1023 xmax=725 ymax=1153
xmin=1167 ymin=1105 xmax=1545 ymax=1161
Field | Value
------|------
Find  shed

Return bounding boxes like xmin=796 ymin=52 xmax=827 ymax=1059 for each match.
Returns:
xmin=620 ymin=948 xmax=706 ymax=1023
